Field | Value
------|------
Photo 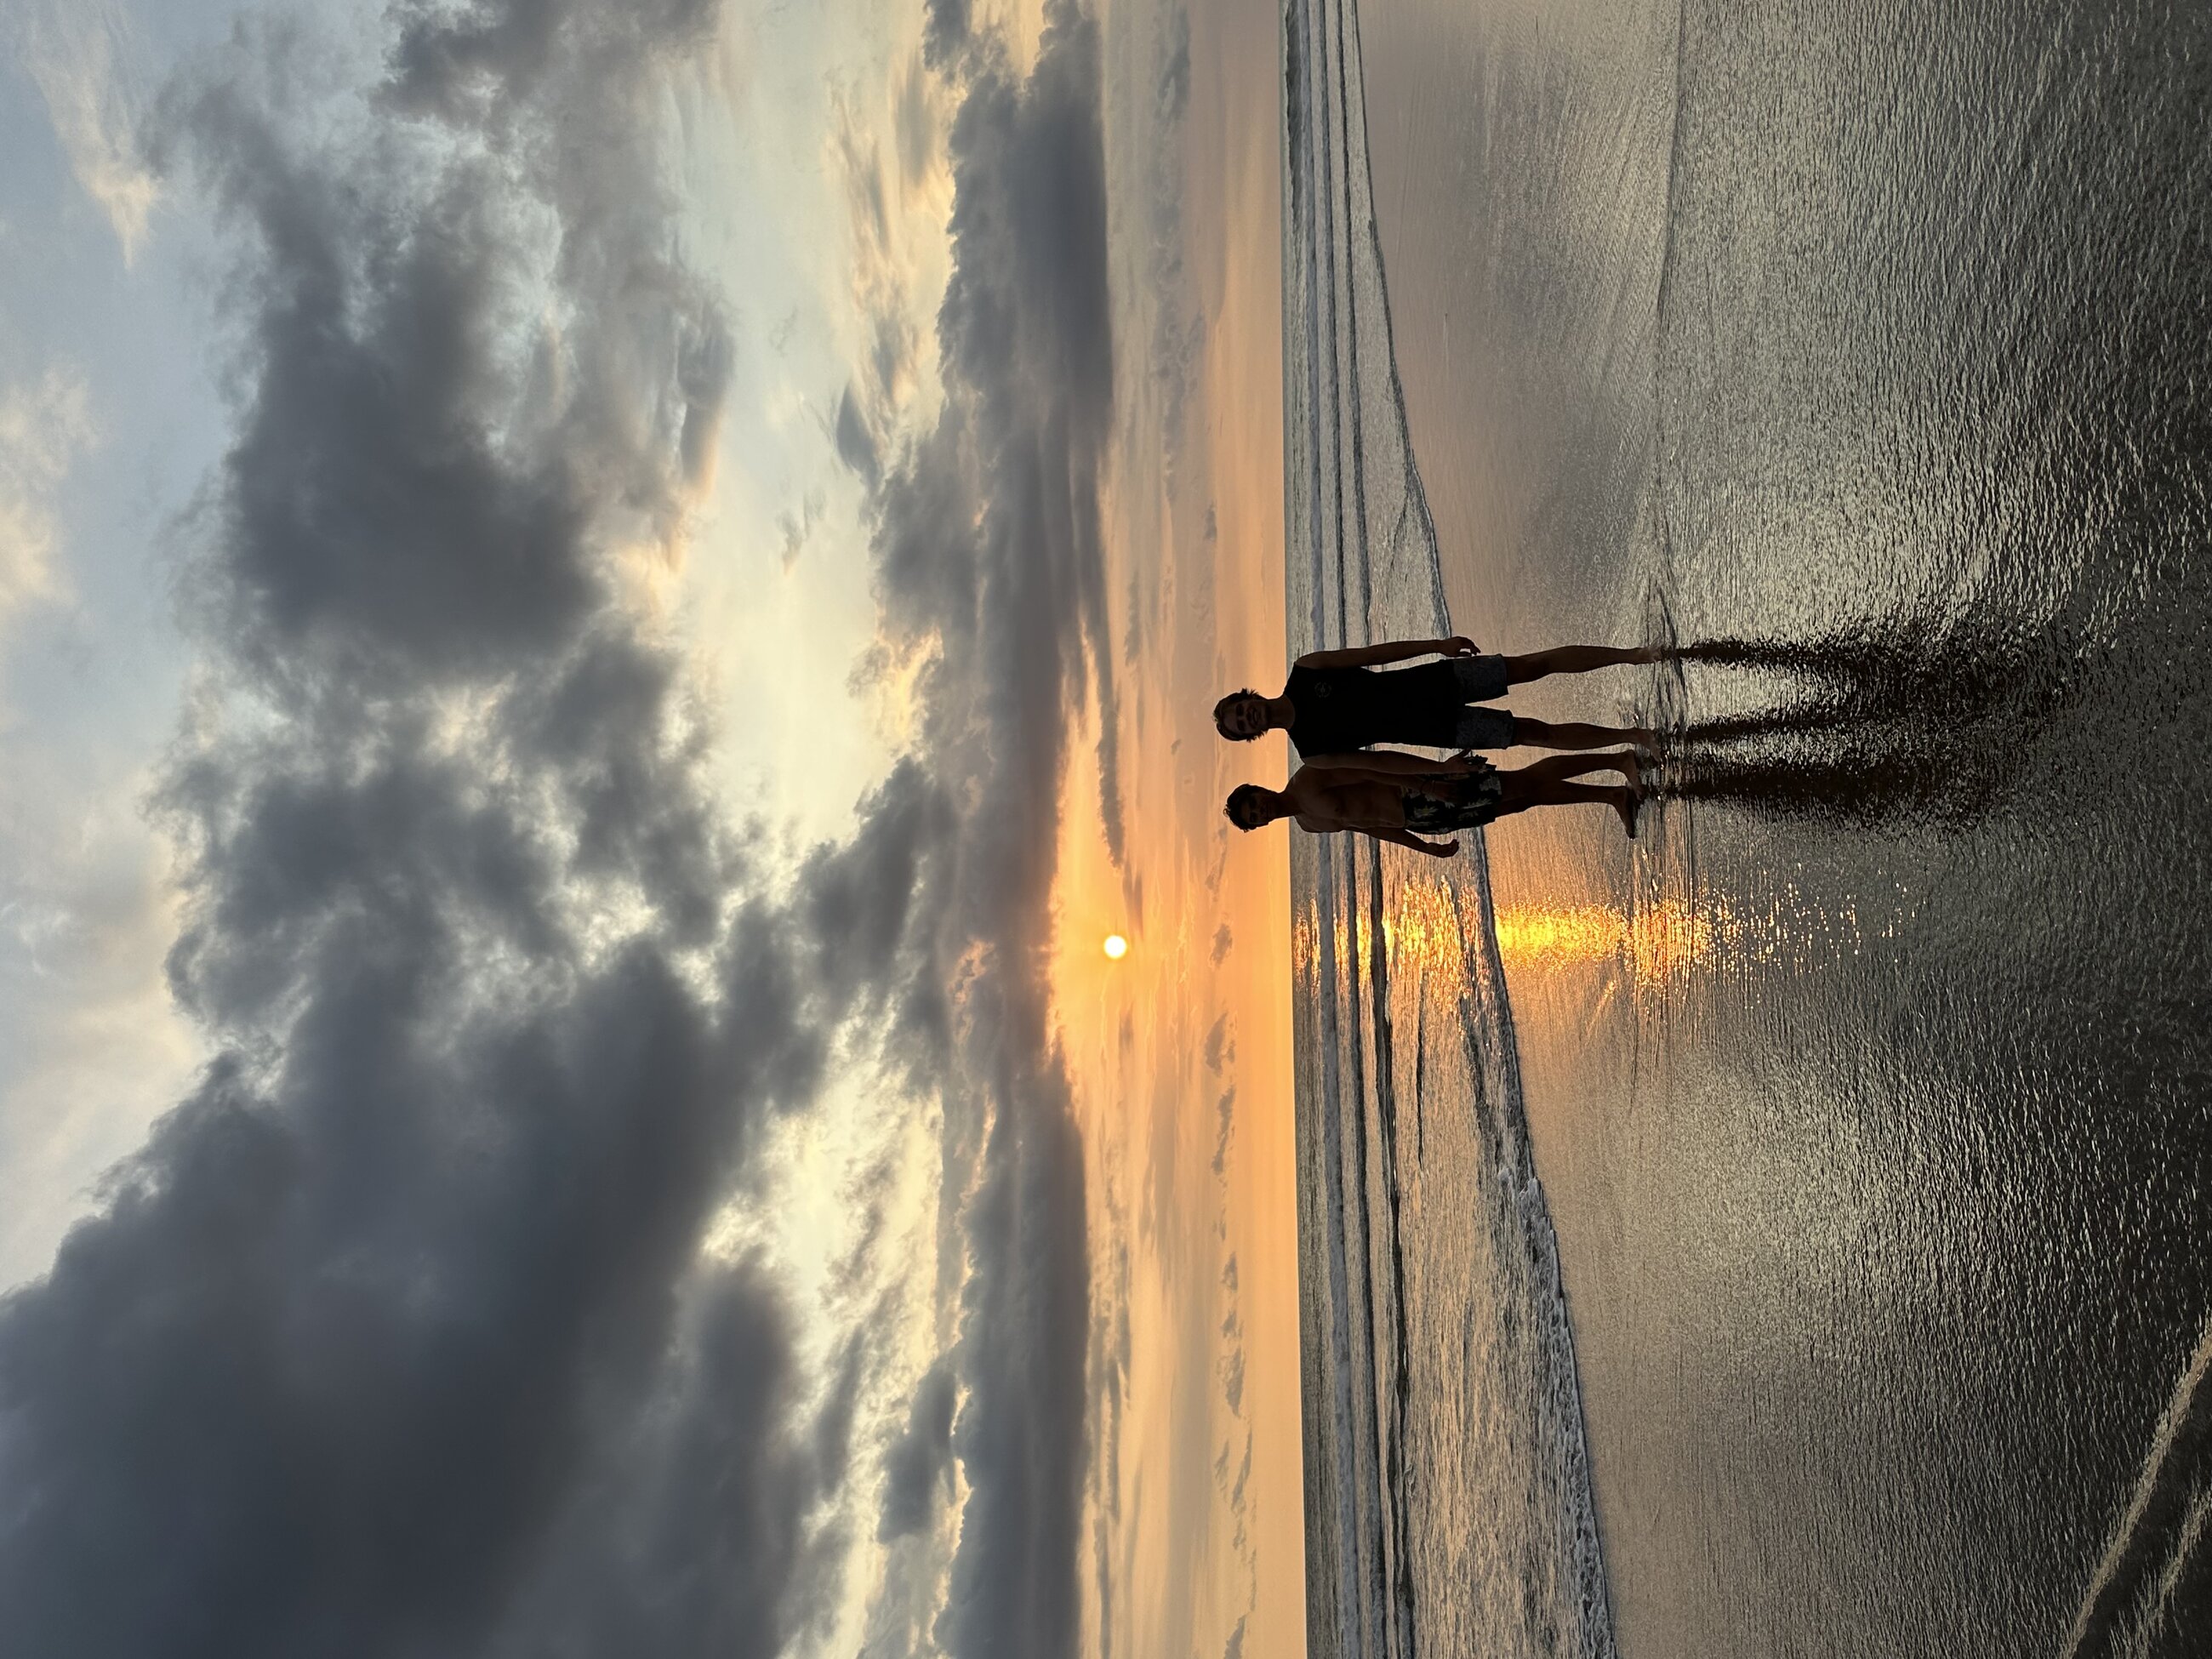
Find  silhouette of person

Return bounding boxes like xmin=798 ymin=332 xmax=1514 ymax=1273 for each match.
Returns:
xmin=1213 ymin=636 xmax=1659 ymax=760
xmin=1224 ymin=747 xmax=1643 ymax=853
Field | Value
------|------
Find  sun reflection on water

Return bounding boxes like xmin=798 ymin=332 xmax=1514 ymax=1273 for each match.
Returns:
xmin=1493 ymin=898 xmax=1721 ymax=989
xmin=1379 ymin=878 xmax=1470 ymax=983
xmin=1292 ymin=859 xmax=1834 ymax=998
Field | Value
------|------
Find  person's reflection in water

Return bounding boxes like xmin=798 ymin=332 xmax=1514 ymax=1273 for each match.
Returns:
xmin=1656 ymin=738 xmax=2010 ymax=830
xmin=1653 ymin=621 xmax=2098 ymax=831
xmin=1676 ymin=617 xmax=2090 ymax=727
xmin=1673 ymin=700 xmax=1861 ymax=747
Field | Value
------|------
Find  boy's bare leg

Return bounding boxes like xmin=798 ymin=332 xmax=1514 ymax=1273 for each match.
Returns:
xmin=1493 ymin=775 xmax=1640 ymax=836
xmin=1497 ymin=644 xmax=1665 ymax=682
xmin=1508 ymin=749 xmax=1642 ymax=789
xmin=1511 ymin=715 xmax=1660 ymax=753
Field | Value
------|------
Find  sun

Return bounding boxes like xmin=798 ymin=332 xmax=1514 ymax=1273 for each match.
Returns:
xmin=1102 ymin=933 xmax=1129 ymax=960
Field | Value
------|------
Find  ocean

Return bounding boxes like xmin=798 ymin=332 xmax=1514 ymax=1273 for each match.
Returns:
xmin=1283 ymin=1 xmax=2212 ymax=1656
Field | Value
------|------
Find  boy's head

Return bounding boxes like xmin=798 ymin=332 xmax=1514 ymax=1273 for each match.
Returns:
xmin=1212 ymin=690 xmax=1269 ymax=741
xmin=1223 ymin=784 xmax=1274 ymax=831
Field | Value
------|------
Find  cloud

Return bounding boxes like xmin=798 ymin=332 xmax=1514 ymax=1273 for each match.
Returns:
xmin=1143 ymin=5 xmax=1201 ymax=457
xmin=778 ymin=487 xmax=826 ymax=571
xmin=5 ymin=0 xmax=1133 ymax=1653
xmin=484 ymin=1259 xmax=835 ymax=1659
xmin=921 ymin=0 xmax=972 ymax=71
xmin=835 ymin=382 xmax=883 ymax=482
xmin=878 ymin=1360 xmax=958 ymax=1538
xmin=839 ymin=5 xmax=1118 ymax=1654
xmin=0 ymin=750 xmax=200 ymax=1290
xmin=892 ymin=52 xmax=937 ymax=188
xmin=830 ymin=90 xmax=921 ymax=410
xmin=15 ymin=0 xmax=159 ymax=262
xmin=801 ymin=758 xmax=956 ymax=1080
xmin=814 ymin=1327 xmax=868 ymax=1491
xmin=0 ymin=365 xmax=94 ymax=632
xmin=0 ymin=3 xmax=876 ymax=1654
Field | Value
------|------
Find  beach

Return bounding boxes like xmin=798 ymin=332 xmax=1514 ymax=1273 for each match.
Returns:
xmin=1290 ymin=0 xmax=2212 ymax=1653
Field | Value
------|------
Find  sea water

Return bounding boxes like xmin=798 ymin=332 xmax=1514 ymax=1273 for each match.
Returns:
xmin=1281 ymin=3 xmax=1615 ymax=1656
xmin=1289 ymin=0 xmax=2212 ymax=1656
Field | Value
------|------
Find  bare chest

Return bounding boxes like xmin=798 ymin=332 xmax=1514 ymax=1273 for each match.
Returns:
xmin=1295 ymin=777 xmax=1405 ymax=831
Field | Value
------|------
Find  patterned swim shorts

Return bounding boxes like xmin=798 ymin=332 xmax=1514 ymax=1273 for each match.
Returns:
xmin=1400 ymin=763 xmax=1506 ymax=833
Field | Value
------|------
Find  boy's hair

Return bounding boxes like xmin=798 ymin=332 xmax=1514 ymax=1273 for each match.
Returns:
xmin=1223 ymin=784 xmax=1269 ymax=830
xmin=1213 ymin=689 xmax=1264 ymax=740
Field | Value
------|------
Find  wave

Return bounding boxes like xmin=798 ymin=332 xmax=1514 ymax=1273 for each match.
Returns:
xmin=1280 ymin=3 xmax=1616 ymax=1656
xmin=2063 ymin=1317 xmax=2212 ymax=1659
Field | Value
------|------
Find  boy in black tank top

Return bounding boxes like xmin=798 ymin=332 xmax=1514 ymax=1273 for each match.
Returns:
xmin=1213 ymin=635 xmax=1662 ymax=759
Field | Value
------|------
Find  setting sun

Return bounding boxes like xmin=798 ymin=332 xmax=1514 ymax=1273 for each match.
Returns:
xmin=1103 ymin=934 xmax=1129 ymax=960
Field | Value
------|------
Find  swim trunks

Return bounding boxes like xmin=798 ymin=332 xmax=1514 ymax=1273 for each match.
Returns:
xmin=1453 ymin=703 xmax=1517 ymax=751
xmin=1285 ymin=653 xmax=1513 ymax=758
xmin=1399 ymin=763 xmax=1506 ymax=834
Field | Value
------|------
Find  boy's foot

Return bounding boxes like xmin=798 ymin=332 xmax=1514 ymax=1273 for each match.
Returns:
xmin=1616 ymin=790 xmax=1641 ymax=839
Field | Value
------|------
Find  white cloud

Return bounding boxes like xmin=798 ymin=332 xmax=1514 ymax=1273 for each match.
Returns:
xmin=0 ymin=750 xmax=199 ymax=1287
xmin=15 ymin=0 xmax=160 ymax=264
xmin=0 ymin=364 xmax=94 ymax=637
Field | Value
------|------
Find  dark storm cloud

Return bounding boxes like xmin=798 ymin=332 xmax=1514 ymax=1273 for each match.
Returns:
xmin=389 ymin=0 xmax=721 ymax=120
xmin=484 ymin=1259 xmax=835 ymax=1659
xmin=800 ymin=757 xmax=957 ymax=1080
xmin=0 ymin=3 xmax=868 ymax=1656
xmin=878 ymin=1360 xmax=958 ymax=1538
xmin=921 ymin=0 xmax=972 ymax=70
xmin=844 ymin=4 xmax=1116 ymax=1655
xmin=904 ymin=0 xmax=1126 ymax=866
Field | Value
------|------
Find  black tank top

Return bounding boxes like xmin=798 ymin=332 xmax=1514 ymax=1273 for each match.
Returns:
xmin=1283 ymin=659 xmax=1464 ymax=757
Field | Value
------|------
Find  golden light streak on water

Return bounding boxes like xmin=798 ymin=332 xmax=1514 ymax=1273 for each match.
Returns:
xmin=1493 ymin=898 xmax=1721 ymax=989
xmin=1380 ymin=875 xmax=1471 ymax=987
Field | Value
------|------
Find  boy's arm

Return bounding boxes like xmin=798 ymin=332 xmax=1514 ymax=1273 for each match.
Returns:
xmin=1301 ymin=748 xmax=1470 ymax=778
xmin=1293 ymin=634 xmax=1477 ymax=670
xmin=1361 ymin=825 xmax=1459 ymax=858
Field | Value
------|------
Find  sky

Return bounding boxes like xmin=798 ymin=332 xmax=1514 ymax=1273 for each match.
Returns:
xmin=0 ymin=1 xmax=1299 ymax=1656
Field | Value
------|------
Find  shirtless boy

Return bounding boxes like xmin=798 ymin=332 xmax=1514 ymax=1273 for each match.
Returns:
xmin=1223 ymin=747 xmax=1643 ymax=853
